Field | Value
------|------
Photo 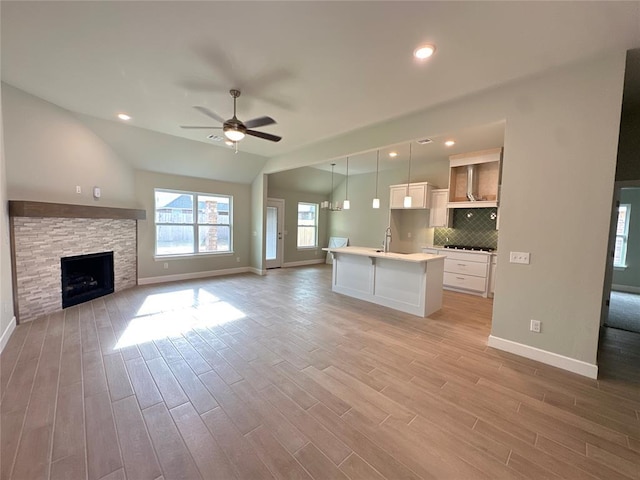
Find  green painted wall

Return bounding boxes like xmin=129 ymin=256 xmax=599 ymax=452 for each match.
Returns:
xmin=267 ymin=188 xmax=329 ymax=264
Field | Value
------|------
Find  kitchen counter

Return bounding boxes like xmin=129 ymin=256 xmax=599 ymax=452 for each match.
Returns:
xmin=323 ymin=246 xmax=445 ymax=263
xmin=425 ymin=246 xmax=497 ymax=255
xmin=323 ymin=246 xmax=446 ymax=317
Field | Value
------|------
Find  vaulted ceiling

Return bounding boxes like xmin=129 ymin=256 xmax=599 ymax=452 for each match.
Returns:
xmin=2 ymin=1 xmax=639 ymax=185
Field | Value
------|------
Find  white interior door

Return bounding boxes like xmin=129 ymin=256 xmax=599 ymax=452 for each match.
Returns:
xmin=266 ymin=198 xmax=284 ymax=269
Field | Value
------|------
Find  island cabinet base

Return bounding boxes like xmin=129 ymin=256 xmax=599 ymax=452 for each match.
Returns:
xmin=331 ymin=253 xmax=444 ymax=317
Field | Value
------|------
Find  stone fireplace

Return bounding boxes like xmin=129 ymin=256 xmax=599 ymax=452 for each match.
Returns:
xmin=9 ymin=201 xmax=146 ymax=322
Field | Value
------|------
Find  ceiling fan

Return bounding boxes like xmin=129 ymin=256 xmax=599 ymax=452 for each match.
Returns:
xmin=180 ymin=89 xmax=282 ymax=143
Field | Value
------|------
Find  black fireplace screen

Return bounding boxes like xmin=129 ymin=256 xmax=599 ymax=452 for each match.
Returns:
xmin=61 ymin=251 xmax=114 ymax=308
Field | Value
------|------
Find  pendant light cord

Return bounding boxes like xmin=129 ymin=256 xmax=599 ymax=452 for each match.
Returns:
xmin=331 ymin=163 xmax=335 ymax=208
xmin=375 ymin=150 xmax=379 ymax=198
xmin=345 ymin=157 xmax=349 ymax=201
xmin=406 ymin=143 xmax=412 ymax=194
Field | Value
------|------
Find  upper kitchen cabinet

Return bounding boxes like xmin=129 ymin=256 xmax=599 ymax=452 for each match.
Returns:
xmin=448 ymin=148 xmax=503 ymax=208
xmin=390 ymin=182 xmax=433 ymax=209
xmin=428 ymin=189 xmax=449 ymax=227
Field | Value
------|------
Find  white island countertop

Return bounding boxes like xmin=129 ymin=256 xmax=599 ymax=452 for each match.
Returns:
xmin=323 ymin=246 xmax=446 ymax=263
xmin=323 ymin=246 xmax=446 ymax=317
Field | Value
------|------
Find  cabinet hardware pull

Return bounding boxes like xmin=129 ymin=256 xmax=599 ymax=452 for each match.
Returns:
xmin=456 ymin=277 xmax=465 ymax=280
xmin=457 ymin=263 xmax=466 ymax=266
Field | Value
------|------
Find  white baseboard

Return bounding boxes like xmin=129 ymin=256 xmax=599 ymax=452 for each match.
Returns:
xmin=487 ymin=335 xmax=598 ymax=379
xmin=249 ymin=267 xmax=266 ymax=276
xmin=283 ymin=259 xmax=326 ymax=268
xmin=611 ymin=284 xmax=640 ymax=294
xmin=138 ymin=267 xmax=252 ymax=285
xmin=0 ymin=316 xmax=17 ymax=353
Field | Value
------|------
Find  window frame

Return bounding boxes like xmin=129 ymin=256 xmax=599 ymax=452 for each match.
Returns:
xmin=154 ymin=188 xmax=233 ymax=258
xmin=296 ymin=202 xmax=319 ymax=250
xmin=614 ymin=203 xmax=630 ymax=268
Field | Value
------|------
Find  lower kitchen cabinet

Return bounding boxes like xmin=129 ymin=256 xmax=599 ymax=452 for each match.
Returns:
xmin=422 ymin=248 xmax=494 ymax=298
xmin=489 ymin=255 xmax=497 ymax=298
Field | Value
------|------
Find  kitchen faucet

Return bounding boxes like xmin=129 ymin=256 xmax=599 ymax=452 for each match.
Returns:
xmin=383 ymin=227 xmax=392 ymax=253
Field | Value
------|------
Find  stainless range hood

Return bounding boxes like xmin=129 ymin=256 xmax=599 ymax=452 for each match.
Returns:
xmin=466 ymin=164 xmax=479 ymax=201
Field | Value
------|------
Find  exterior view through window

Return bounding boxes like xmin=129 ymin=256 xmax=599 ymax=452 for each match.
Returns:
xmin=155 ymin=189 xmax=232 ymax=255
xmin=614 ymin=204 xmax=630 ymax=267
xmin=297 ymin=202 xmax=318 ymax=248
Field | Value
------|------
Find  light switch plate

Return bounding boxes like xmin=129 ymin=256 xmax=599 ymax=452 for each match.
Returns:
xmin=510 ymin=251 xmax=530 ymax=264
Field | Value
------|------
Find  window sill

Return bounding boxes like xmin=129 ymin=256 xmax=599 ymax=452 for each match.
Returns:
xmin=297 ymin=247 xmax=318 ymax=251
xmin=614 ymin=265 xmax=627 ymax=271
xmin=154 ymin=252 xmax=234 ymax=261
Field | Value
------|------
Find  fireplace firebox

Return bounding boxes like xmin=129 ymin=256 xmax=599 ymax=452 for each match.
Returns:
xmin=61 ymin=251 xmax=114 ymax=308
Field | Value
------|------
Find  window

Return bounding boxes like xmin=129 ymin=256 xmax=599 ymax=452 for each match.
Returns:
xmin=297 ymin=202 xmax=318 ymax=248
xmin=614 ymin=204 xmax=630 ymax=268
xmin=155 ymin=189 xmax=232 ymax=256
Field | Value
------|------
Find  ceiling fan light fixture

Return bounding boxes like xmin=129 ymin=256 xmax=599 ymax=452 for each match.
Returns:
xmin=224 ymin=127 xmax=245 ymax=142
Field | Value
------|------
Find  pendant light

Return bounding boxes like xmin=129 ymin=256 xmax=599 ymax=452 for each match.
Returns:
xmin=328 ymin=163 xmax=341 ymax=211
xmin=343 ymin=157 xmax=350 ymax=210
xmin=403 ymin=143 xmax=413 ymax=208
xmin=372 ymin=150 xmax=380 ymax=209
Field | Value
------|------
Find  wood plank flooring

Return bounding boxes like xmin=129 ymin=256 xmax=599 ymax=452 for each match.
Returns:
xmin=1 ymin=265 xmax=639 ymax=480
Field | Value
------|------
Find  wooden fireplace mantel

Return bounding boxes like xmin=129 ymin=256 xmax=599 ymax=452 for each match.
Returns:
xmin=9 ymin=201 xmax=146 ymax=220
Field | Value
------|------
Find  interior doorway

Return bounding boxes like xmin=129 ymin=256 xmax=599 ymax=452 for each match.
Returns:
xmin=266 ymin=198 xmax=284 ymax=269
xmin=602 ymin=183 xmax=640 ymax=334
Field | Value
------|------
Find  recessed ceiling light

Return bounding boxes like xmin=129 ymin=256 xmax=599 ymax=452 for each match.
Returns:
xmin=414 ymin=44 xmax=436 ymax=60
xmin=445 ymin=140 xmax=456 ymax=147
xmin=117 ymin=113 xmax=131 ymax=121
xmin=389 ymin=151 xmax=398 ymax=158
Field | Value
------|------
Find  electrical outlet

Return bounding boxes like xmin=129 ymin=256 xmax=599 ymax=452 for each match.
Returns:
xmin=407 ymin=232 xmax=412 ymax=239
xmin=236 ymin=257 xmax=240 ymax=263
xmin=530 ymin=319 xmax=541 ymax=333
xmin=510 ymin=251 xmax=530 ymax=264
xmin=163 ymin=262 xmax=168 ymax=269
xmin=76 ymin=186 xmax=82 ymax=194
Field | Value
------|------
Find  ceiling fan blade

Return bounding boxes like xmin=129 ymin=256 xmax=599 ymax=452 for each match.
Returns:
xmin=246 ymin=129 xmax=282 ymax=142
xmin=243 ymin=116 xmax=276 ymax=129
xmin=180 ymin=126 xmax=222 ymax=129
xmin=193 ymin=106 xmax=226 ymax=123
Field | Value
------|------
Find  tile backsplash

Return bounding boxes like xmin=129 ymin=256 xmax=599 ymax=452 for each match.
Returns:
xmin=433 ymin=207 xmax=498 ymax=249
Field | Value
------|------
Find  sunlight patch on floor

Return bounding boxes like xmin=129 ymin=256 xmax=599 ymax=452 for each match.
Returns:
xmin=115 ymin=288 xmax=243 ymax=349
xmin=135 ymin=288 xmax=220 ymax=316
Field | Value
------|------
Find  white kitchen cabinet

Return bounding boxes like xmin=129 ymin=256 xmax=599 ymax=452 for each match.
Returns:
xmin=428 ymin=189 xmax=448 ymax=227
xmin=389 ymin=182 xmax=432 ymax=209
xmin=489 ymin=255 xmax=498 ymax=297
xmin=422 ymin=247 xmax=495 ymax=298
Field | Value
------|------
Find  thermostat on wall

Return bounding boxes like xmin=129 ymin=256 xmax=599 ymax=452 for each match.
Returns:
xmin=93 ymin=186 xmax=101 ymax=199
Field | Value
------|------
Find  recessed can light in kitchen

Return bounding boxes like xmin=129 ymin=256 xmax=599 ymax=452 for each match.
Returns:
xmin=117 ymin=113 xmax=131 ymax=121
xmin=389 ymin=152 xmax=398 ymax=158
xmin=414 ymin=44 xmax=436 ymax=60
xmin=445 ymin=140 xmax=456 ymax=147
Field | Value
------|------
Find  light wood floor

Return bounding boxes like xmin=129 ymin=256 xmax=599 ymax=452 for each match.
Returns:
xmin=2 ymin=265 xmax=639 ymax=480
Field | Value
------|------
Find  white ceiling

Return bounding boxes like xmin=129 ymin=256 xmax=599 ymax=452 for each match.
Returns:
xmin=2 ymin=1 xmax=639 ymax=183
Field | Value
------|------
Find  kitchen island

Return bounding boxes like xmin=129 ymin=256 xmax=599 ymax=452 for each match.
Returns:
xmin=323 ymin=246 xmax=446 ymax=317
